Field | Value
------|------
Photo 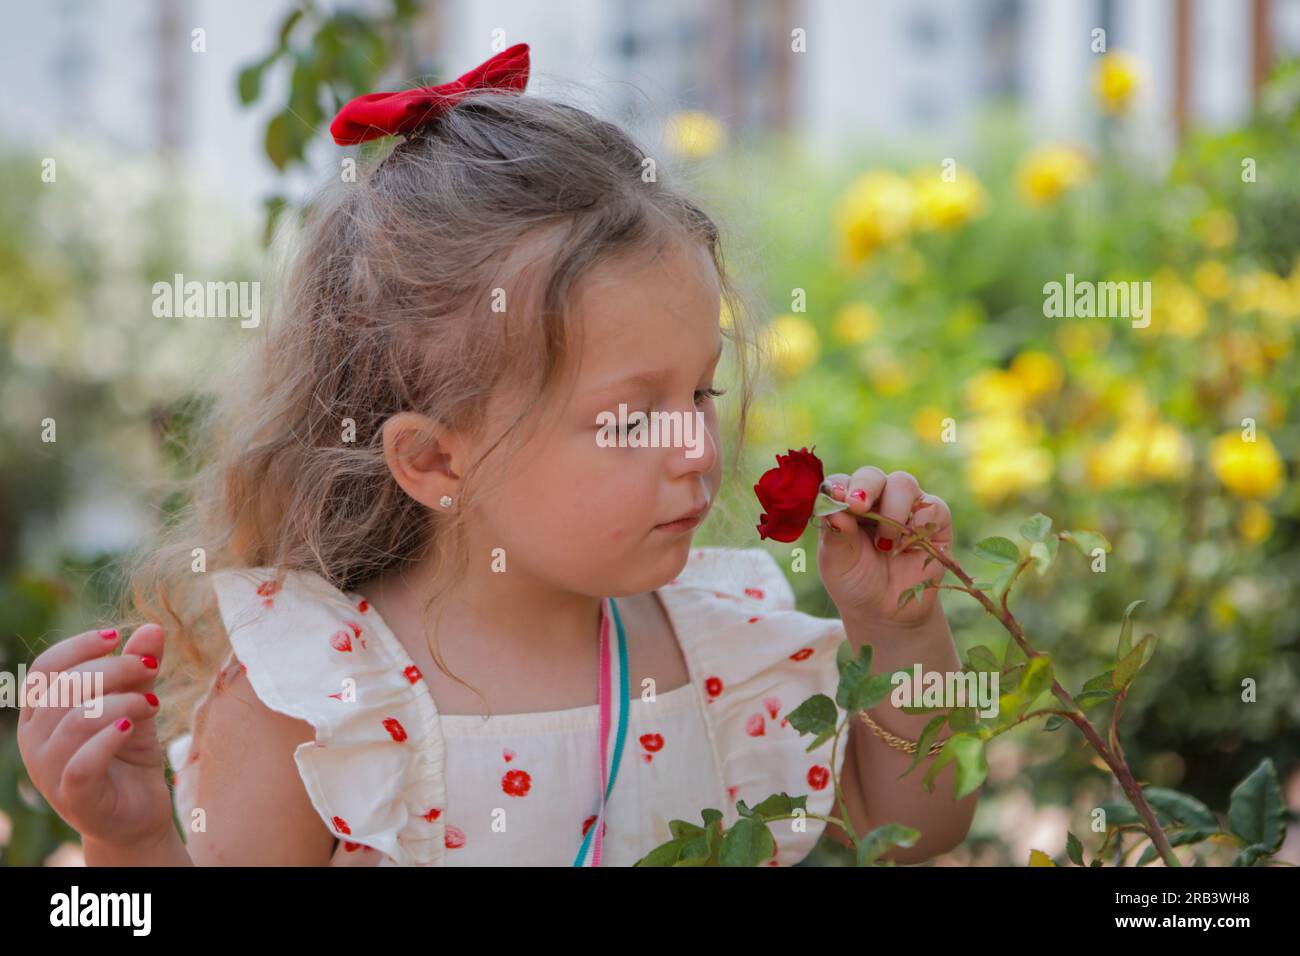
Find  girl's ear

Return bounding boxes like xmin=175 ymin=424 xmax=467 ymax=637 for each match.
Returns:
xmin=380 ymin=411 xmax=465 ymax=509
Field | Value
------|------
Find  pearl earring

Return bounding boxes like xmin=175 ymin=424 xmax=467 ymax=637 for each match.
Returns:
xmin=439 ymin=495 xmax=453 ymax=508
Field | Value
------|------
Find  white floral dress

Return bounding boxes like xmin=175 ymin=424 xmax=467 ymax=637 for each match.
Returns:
xmin=166 ymin=546 xmax=851 ymax=866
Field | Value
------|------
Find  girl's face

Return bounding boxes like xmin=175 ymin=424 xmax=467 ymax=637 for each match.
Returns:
xmin=473 ymin=240 xmax=725 ymax=597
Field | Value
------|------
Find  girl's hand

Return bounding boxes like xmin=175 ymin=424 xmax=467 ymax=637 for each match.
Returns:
xmin=16 ymin=623 xmax=176 ymax=853
xmin=816 ymin=467 xmax=953 ymax=629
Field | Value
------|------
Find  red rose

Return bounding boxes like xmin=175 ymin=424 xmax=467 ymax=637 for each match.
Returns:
xmin=754 ymin=447 xmax=825 ymax=542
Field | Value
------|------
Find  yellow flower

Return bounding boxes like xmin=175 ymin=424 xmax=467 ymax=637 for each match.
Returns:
xmin=766 ymin=314 xmax=820 ymax=379
xmin=1094 ymin=52 xmax=1141 ymax=114
xmin=835 ymin=171 xmax=916 ymax=266
xmin=1196 ymin=209 xmax=1237 ymax=251
xmin=1222 ymin=330 xmax=1266 ymax=376
xmin=833 ymin=302 xmax=879 ymax=345
xmin=1017 ymin=144 xmax=1092 ymax=206
xmin=1238 ymin=502 xmax=1273 ymax=543
xmin=1151 ymin=277 xmax=1207 ymax=337
xmin=1142 ymin=421 xmax=1193 ymax=481
xmin=664 ymin=111 xmax=724 ymax=159
xmin=1210 ymin=431 xmax=1284 ymax=499
xmin=863 ymin=351 xmax=908 ymax=396
xmin=1232 ymin=269 xmax=1300 ymax=319
xmin=1210 ymin=588 xmax=1237 ymax=628
xmin=1193 ymin=260 xmax=1232 ymax=301
xmin=963 ymin=368 xmax=1031 ymax=416
xmin=911 ymin=171 xmax=988 ymax=231
xmin=966 ymin=416 xmax=1054 ymax=505
xmin=912 ymin=406 xmax=950 ymax=445
xmin=1056 ymin=321 xmax=1111 ymax=359
xmin=1084 ymin=427 xmax=1146 ymax=489
xmin=1009 ymin=350 xmax=1063 ymax=398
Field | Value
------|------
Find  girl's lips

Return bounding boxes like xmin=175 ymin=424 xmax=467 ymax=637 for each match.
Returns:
xmin=655 ymin=510 xmax=705 ymax=532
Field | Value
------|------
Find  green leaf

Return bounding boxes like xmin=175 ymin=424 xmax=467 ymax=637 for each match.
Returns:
xmin=634 ymin=838 xmax=684 ymax=866
xmin=1044 ymin=715 xmax=1065 ymax=731
xmin=947 ymin=734 xmax=989 ymax=799
xmin=920 ymin=741 xmax=956 ymax=793
xmin=991 ymin=563 xmax=1019 ymax=603
xmin=897 ymin=582 xmax=927 ymax=610
xmin=1227 ymin=759 xmax=1286 ymax=851
xmin=748 ymin=792 xmax=807 ymax=821
xmin=1233 ymin=844 xmax=1271 ymax=867
xmin=1098 ymin=802 xmax=1142 ymax=827
xmin=902 ymin=714 xmax=950 ymax=777
xmin=1113 ymin=634 xmax=1154 ymax=691
xmin=1061 ymin=529 xmax=1112 ymax=557
xmin=974 ymin=536 xmax=1020 ymax=565
xmin=1066 ymin=831 xmax=1085 ymax=866
xmin=855 ymin=823 xmax=921 ymax=866
xmin=720 ymin=816 xmax=775 ymax=866
xmin=1116 ymin=599 xmax=1144 ymax=659
xmin=1018 ymin=654 xmax=1054 ymax=699
xmin=965 ymin=645 xmax=1000 ymax=672
xmin=1082 ymin=670 xmax=1116 ymax=694
xmin=1028 ymin=536 xmax=1057 ymax=576
xmin=836 ymin=643 xmax=899 ymax=713
xmin=668 ymin=818 xmax=703 ymax=840
xmin=1144 ymin=788 xmax=1218 ymax=830
xmin=947 ymin=706 xmax=979 ymax=733
xmin=264 ymin=109 xmax=302 ymax=171
xmin=1074 ymin=690 xmax=1114 ymax=710
xmin=786 ymin=694 xmax=838 ymax=738
xmin=1136 ymin=828 xmax=1218 ymax=866
xmin=1019 ymin=513 xmax=1053 ymax=542
xmin=237 ymin=56 xmax=272 ymax=106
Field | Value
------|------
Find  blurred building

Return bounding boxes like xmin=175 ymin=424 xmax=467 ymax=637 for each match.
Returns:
xmin=1 ymin=0 xmax=1299 ymax=213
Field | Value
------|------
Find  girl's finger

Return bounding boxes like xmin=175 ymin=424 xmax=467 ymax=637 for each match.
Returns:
xmin=60 ymin=713 xmax=143 ymax=815
xmin=844 ymin=466 xmax=888 ymax=517
xmin=19 ymin=628 xmax=125 ymax=735
xmin=821 ymin=473 xmax=853 ymax=501
xmin=897 ymin=496 xmax=953 ymax=551
xmin=874 ymin=471 xmax=923 ymax=553
xmin=41 ymin=691 xmax=160 ymax=779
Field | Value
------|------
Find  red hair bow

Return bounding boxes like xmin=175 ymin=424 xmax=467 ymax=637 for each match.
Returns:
xmin=329 ymin=43 xmax=530 ymax=145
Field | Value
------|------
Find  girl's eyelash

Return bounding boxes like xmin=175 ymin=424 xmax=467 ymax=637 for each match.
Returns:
xmin=695 ymin=387 xmax=727 ymax=405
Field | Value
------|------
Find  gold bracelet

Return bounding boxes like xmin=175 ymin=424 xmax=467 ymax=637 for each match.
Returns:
xmin=858 ymin=709 xmax=947 ymax=757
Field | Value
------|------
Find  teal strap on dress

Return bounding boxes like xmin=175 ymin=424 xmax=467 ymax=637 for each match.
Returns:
xmin=572 ymin=596 xmax=630 ymax=866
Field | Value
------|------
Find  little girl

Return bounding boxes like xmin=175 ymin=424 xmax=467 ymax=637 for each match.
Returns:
xmin=17 ymin=43 xmax=976 ymax=867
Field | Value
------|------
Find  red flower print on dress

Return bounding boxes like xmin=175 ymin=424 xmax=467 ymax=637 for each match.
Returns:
xmin=502 ymin=748 xmax=516 ymax=763
xmin=747 ymin=617 xmax=762 ymax=624
xmin=744 ymin=587 xmax=765 ymax=601
xmin=745 ymin=714 xmax=765 ymax=737
xmin=332 ymin=816 xmax=351 ymax=835
xmin=382 ymin=717 xmax=408 ymax=742
xmin=807 ymin=765 xmax=830 ymax=790
xmin=343 ymin=841 xmax=362 ymax=852
xmin=726 ymin=785 xmax=738 ymax=801
xmin=423 ymin=807 xmax=442 ymax=822
xmin=790 ymin=647 xmax=814 ymax=662
xmin=581 ymin=815 xmax=608 ymax=840
xmin=403 ymin=665 xmax=421 ymax=684
xmin=329 ymin=630 xmax=352 ymax=652
xmin=764 ymin=697 xmax=781 ymax=719
xmin=502 ymin=769 xmax=532 ymax=797
xmin=444 ymin=825 xmax=466 ymax=849
xmin=343 ymin=619 xmax=367 ymax=650
xmin=639 ymin=732 xmax=664 ymax=763
xmin=256 ymin=579 xmax=282 ymax=608
xmin=357 ymin=598 xmax=370 ymax=613
xmin=704 ymin=676 xmax=723 ymax=698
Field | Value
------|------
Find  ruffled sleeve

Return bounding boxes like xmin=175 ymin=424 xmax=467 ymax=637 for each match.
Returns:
xmin=195 ymin=566 xmax=449 ymax=866
xmin=661 ymin=546 xmax=851 ymax=866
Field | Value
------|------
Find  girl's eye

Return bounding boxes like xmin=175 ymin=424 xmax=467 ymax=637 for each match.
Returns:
xmin=694 ymin=387 xmax=727 ymax=407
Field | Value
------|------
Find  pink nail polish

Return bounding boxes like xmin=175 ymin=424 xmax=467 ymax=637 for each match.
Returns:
xmin=144 ymin=693 xmax=159 ymax=707
xmin=116 ymin=718 xmax=132 ymax=732
xmin=850 ymin=489 xmax=867 ymax=502
xmin=99 ymin=628 xmax=118 ymax=640
xmin=140 ymin=655 xmax=158 ymax=669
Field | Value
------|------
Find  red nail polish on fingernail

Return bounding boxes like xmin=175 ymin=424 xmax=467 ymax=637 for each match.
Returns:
xmin=99 ymin=628 xmax=118 ymax=640
xmin=144 ymin=692 xmax=159 ymax=707
xmin=850 ymin=489 xmax=867 ymax=501
xmin=140 ymin=655 xmax=158 ymax=669
xmin=116 ymin=718 xmax=131 ymax=731
xmin=876 ymin=537 xmax=893 ymax=551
